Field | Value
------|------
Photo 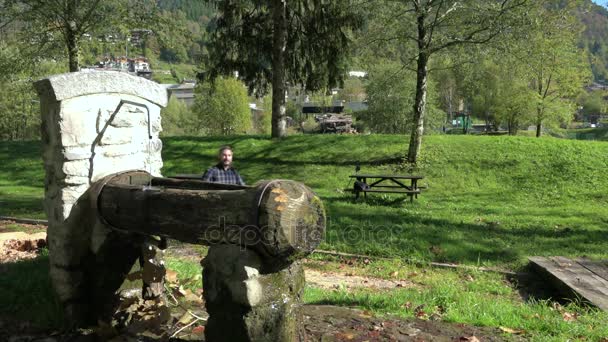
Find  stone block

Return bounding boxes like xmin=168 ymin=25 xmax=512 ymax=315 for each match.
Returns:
xmin=34 ymin=71 xmax=168 ymax=107
xmin=99 ymin=126 xmax=133 ymax=146
xmin=203 ymin=245 xmax=306 ymax=342
xmin=101 ymin=144 xmax=138 ymax=157
xmin=62 ymin=159 xmax=91 ymax=177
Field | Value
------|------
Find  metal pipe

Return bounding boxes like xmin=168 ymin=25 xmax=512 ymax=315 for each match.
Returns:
xmin=111 ymin=99 xmax=152 ymax=139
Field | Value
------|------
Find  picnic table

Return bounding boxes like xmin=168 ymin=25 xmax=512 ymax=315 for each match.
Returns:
xmin=347 ymin=174 xmax=424 ymax=202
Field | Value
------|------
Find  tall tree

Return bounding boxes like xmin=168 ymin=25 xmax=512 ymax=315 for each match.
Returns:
xmin=1 ymin=0 xmax=121 ymax=71
xmin=512 ymin=0 xmax=591 ymax=137
xmin=0 ymin=0 xmax=170 ymax=72
xmin=362 ymin=0 xmax=527 ymax=163
xmin=204 ymin=0 xmax=363 ymax=138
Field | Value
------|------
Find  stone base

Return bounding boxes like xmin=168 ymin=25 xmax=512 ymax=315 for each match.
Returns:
xmin=203 ymin=245 xmax=305 ymax=342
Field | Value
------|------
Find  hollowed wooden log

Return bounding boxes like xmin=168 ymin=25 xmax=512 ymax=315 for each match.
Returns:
xmin=95 ymin=171 xmax=325 ymax=266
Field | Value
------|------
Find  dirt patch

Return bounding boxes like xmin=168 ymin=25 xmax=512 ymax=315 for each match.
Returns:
xmin=0 ymin=231 xmax=46 ymax=263
xmin=302 ymin=305 xmax=517 ymax=341
xmin=306 ymin=269 xmax=414 ymax=290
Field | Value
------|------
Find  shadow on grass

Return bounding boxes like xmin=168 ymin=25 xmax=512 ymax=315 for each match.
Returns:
xmin=0 ymin=140 xmax=45 ymax=188
xmin=0 ymin=193 xmax=44 ymax=218
xmin=323 ymin=199 xmax=608 ymax=266
xmin=0 ymin=255 xmax=63 ymax=331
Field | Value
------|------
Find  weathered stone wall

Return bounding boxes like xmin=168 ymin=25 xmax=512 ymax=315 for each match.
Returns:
xmin=35 ymin=71 xmax=166 ymax=221
xmin=34 ymin=71 xmax=167 ymax=324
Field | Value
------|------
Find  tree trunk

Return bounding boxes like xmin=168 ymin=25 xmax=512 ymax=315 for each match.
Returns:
xmin=66 ymin=31 xmax=80 ymax=72
xmin=407 ymin=12 xmax=429 ymax=164
xmin=271 ymin=0 xmax=287 ymax=138
xmin=536 ymin=105 xmax=542 ymax=137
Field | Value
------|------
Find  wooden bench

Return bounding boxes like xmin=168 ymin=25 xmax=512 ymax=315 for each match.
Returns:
xmin=344 ymin=174 xmax=424 ymax=202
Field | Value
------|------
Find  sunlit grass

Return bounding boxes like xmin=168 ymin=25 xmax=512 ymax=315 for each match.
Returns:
xmin=2 ymin=134 xmax=608 ymax=267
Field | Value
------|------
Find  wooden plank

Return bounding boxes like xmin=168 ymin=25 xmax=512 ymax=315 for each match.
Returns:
xmin=170 ymin=173 xmax=203 ymax=179
xmin=358 ymin=189 xmax=421 ymax=194
xmin=576 ymin=258 xmax=608 ymax=282
xmin=529 ymin=256 xmax=608 ymax=311
xmin=349 ymin=174 xmax=424 ymax=179
xmin=343 ymin=189 xmax=421 ymax=194
xmin=550 ymin=257 xmax=608 ymax=297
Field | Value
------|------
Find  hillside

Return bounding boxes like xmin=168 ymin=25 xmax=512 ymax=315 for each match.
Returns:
xmin=1 ymin=134 xmax=607 ymax=268
xmin=579 ymin=0 xmax=608 ymax=81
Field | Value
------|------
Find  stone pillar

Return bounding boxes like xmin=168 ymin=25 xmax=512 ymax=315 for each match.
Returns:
xmin=34 ymin=71 xmax=167 ymax=326
xmin=203 ymin=245 xmax=306 ymax=342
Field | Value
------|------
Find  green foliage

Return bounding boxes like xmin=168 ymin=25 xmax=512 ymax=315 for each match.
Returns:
xmin=158 ymin=0 xmax=216 ymax=23
xmin=204 ymin=0 xmax=363 ymax=97
xmin=0 ymin=45 xmax=65 ymax=141
xmin=192 ymin=77 xmax=252 ymax=135
xmin=579 ymin=91 xmax=607 ymax=116
xmin=337 ymin=77 xmax=366 ymax=103
xmin=161 ymin=97 xmax=195 ymax=136
xmin=578 ymin=0 xmax=608 ymax=81
xmin=516 ymin=0 xmax=592 ymax=134
xmin=359 ymin=62 xmax=443 ymax=134
xmin=250 ymin=95 xmax=272 ymax=134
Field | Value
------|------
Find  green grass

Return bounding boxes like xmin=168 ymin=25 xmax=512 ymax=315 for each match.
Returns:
xmin=160 ymin=134 xmax=608 ymax=268
xmin=0 ymin=252 xmax=64 ymax=330
xmin=304 ymin=284 xmax=608 ymax=341
xmin=300 ymin=254 xmax=608 ymax=341
xmin=2 ymin=134 xmax=608 ymax=267
xmin=0 ymin=140 xmax=45 ymax=219
xmin=2 ymin=133 xmax=608 ymax=338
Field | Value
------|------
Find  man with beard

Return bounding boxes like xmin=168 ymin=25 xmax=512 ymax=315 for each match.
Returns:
xmin=202 ymin=145 xmax=246 ymax=185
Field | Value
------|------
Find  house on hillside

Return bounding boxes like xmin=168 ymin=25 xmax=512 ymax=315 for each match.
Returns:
xmin=164 ymin=81 xmax=196 ymax=107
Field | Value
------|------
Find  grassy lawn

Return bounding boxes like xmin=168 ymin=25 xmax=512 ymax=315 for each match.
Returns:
xmin=1 ymin=134 xmax=608 ymax=266
xmin=1 ymin=134 xmax=608 ymax=339
xmin=160 ymin=134 xmax=608 ymax=268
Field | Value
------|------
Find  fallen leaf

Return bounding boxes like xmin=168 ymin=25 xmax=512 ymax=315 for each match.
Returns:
xmin=183 ymin=288 xmax=203 ymax=304
xmin=459 ymin=336 xmax=480 ymax=342
xmin=415 ymin=310 xmax=427 ymax=319
xmin=165 ymin=269 xmax=179 ymax=284
xmin=390 ymin=271 xmax=399 ymax=278
xmin=177 ymin=312 xmax=194 ymax=325
xmin=429 ymin=313 xmax=442 ymax=321
xmin=401 ymin=301 xmax=412 ymax=309
xmin=499 ymin=326 xmax=525 ymax=334
xmin=335 ymin=332 xmax=355 ymax=340
xmin=562 ymin=312 xmax=578 ymax=322
xmin=191 ymin=326 xmax=205 ymax=335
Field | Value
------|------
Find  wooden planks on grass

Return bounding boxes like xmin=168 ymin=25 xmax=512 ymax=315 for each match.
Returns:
xmin=529 ymin=256 xmax=608 ymax=311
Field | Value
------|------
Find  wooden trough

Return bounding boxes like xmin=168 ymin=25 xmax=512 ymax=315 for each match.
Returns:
xmin=529 ymin=256 xmax=608 ymax=311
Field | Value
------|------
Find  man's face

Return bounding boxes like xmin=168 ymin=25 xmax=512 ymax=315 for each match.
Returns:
xmin=219 ymin=149 xmax=233 ymax=168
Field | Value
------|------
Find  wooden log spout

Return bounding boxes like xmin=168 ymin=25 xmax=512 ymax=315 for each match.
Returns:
xmin=94 ymin=171 xmax=326 ymax=264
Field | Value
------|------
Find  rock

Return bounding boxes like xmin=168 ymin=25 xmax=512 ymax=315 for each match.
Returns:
xmin=203 ymin=244 xmax=306 ymax=342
